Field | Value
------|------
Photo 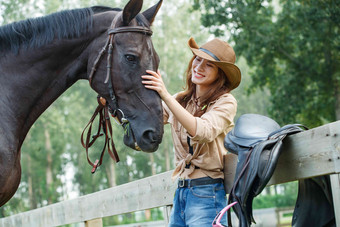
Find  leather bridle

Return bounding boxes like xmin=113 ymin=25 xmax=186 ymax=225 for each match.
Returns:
xmin=88 ymin=25 xmax=153 ymax=117
xmin=82 ymin=21 xmax=153 ymax=173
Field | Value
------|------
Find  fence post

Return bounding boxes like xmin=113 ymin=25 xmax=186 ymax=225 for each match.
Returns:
xmin=85 ymin=218 xmax=103 ymax=227
xmin=163 ymin=205 xmax=172 ymax=226
xmin=330 ymin=174 xmax=340 ymax=226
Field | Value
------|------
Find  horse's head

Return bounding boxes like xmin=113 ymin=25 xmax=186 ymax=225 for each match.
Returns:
xmin=88 ymin=0 xmax=163 ymax=152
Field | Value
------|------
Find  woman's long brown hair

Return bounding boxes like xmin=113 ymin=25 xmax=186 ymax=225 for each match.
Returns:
xmin=176 ymin=56 xmax=232 ymax=117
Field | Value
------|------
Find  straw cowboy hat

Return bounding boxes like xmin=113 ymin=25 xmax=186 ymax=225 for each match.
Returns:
xmin=188 ymin=37 xmax=241 ymax=90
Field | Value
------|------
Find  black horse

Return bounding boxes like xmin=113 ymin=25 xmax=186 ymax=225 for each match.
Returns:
xmin=0 ymin=0 xmax=164 ymax=207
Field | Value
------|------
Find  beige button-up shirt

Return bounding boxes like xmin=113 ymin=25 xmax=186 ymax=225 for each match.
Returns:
xmin=163 ymin=92 xmax=237 ymax=180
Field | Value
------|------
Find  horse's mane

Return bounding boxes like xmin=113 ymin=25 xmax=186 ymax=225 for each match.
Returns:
xmin=0 ymin=6 xmax=120 ymax=54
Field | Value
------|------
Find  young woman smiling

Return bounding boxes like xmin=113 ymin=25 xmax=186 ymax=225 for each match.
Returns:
xmin=142 ymin=37 xmax=241 ymax=226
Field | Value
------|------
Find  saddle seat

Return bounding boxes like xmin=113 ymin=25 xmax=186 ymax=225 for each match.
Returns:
xmin=225 ymin=113 xmax=280 ymax=150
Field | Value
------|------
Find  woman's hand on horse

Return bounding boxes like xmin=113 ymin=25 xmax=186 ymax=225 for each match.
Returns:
xmin=142 ymin=70 xmax=170 ymax=100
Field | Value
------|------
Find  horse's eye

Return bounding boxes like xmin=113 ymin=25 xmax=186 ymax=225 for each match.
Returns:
xmin=125 ymin=54 xmax=137 ymax=62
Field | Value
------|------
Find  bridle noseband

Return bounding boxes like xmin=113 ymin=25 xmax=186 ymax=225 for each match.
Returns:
xmin=82 ymin=23 xmax=153 ymax=173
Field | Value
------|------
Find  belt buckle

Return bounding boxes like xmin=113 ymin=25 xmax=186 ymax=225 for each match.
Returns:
xmin=178 ymin=178 xmax=185 ymax=187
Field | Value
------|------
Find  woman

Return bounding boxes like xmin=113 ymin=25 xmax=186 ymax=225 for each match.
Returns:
xmin=142 ymin=37 xmax=241 ymax=226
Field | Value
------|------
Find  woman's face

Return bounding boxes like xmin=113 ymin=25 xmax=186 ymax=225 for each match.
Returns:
xmin=191 ymin=56 xmax=219 ymax=89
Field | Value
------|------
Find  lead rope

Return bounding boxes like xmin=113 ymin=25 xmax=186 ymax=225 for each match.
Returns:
xmin=81 ymin=97 xmax=120 ymax=174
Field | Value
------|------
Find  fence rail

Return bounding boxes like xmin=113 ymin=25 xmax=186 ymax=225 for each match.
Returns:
xmin=1 ymin=121 xmax=340 ymax=227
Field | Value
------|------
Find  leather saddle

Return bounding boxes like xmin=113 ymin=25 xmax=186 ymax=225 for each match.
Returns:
xmin=224 ymin=114 xmax=335 ymax=226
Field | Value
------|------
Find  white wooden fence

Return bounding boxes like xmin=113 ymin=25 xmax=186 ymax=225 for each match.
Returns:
xmin=1 ymin=121 xmax=339 ymax=227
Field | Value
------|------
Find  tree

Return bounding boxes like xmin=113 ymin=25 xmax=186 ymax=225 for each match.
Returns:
xmin=193 ymin=0 xmax=340 ymax=127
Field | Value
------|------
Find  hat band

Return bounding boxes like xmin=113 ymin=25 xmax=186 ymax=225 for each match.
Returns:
xmin=199 ymin=48 xmax=220 ymax=61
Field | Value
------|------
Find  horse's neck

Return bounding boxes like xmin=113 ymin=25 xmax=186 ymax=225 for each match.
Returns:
xmin=1 ymin=38 xmax=91 ymax=146
xmin=0 ymin=10 xmax=116 ymax=148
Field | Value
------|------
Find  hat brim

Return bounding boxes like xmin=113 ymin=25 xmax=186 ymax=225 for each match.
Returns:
xmin=189 ymin=38 xmax=241 ymax=90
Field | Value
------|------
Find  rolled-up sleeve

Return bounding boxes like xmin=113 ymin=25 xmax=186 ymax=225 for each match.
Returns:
xmin=162 ymin=101 xmax=170 ymax=124
xmin=190 ymin=94 xmax=237 ymax=144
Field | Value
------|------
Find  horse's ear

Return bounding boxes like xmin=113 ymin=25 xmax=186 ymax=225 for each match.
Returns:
xmin=122 ymin=0 xmax=143 ymax=26
xmin=142 ymin=0 xmax=162 ymax=25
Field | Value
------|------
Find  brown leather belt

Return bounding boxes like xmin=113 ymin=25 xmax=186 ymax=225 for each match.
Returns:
xmin=178 ymin=177 xmax=224 ymax=188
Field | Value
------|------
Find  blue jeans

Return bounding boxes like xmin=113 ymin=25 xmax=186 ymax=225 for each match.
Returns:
xmin=168 ymin=182 xmax=226 ymax=227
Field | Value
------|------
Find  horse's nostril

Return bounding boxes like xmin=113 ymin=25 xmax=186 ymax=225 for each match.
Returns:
xmin=143 ymin=129 xmax=156 ymax=142
xmin=137 ymin=128 xmax=162 ymax=152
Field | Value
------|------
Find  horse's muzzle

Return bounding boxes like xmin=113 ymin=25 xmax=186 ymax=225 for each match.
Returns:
xmin=123 ymin=123 xmax=161 ymax=152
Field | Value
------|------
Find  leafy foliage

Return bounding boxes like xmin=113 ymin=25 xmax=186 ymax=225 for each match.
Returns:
xmin=193 ymin=0 xmax=340 ymax=127
xmin=253 ymin=182 xmax=298 ymax=209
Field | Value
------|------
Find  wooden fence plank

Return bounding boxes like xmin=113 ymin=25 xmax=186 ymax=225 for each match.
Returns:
xmin=223 ymin=153 xmax=238 ymax=194
xmin=163 ymin=205 xmax=172 ymax=225
xmin=0 ymin=121 xmax=339 ymax=227
xmin=0 ymin=171 xmax=175 ymax=227
xmin=268 ymin=121 xmax=340 ymax=185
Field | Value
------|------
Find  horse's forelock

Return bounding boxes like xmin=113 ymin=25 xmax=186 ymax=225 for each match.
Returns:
xmin=112 ymin=12 xmax=150 ymax=29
